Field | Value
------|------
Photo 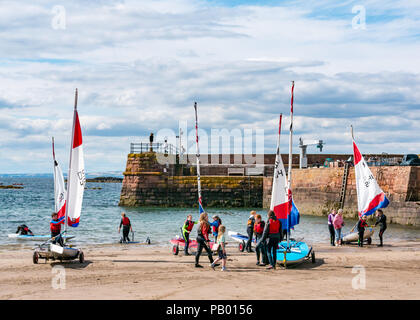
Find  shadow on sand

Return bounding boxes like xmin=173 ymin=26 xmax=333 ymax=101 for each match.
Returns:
xmin=49 ymin=260 xmax=92 ymax=269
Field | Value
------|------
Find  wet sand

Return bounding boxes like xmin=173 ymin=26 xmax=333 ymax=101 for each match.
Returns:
xmin=0 ymin=241 xmax=419 ymax=300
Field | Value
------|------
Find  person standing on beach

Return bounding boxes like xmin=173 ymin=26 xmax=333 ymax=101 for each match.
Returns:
xmin=246 ymin=211 xmax=256 ymax=253
xmin=195 ymin=212 xmax=214 ymax=268
xmin=260 ymin=210 xmax=281 ymax=270
xmin=118 ymin=212 xmax=133 ymax=243
xmin=254 ymin=214 xmax=268 ymax=266
xmin=357 ymin=215 xmax=369 ymax=247
xmin=211 ymin=225 xmax=227 ymax=271
xmin=333 ymin=209 xmax=345 ymax=246
xmin=328 ymin=209 xmax=337 ymax=246
xmin=375 ymin=209 xmax=387 ymax=247
xmin=182 ymin=215 xmax=196 ymax=255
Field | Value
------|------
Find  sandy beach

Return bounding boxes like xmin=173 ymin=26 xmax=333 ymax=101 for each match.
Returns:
xmin=0 ymin=241 xmax=419 ymax=300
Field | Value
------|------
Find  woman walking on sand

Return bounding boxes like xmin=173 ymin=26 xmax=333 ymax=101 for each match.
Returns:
xmin=195 ymin=212 xmax=214 ymax=268
xmin=328 ymin=209 xmax=337 ymax=246
xmin=333 ymin=209 xmax=345 ymax=246
xmin=211 ymin=225 xmax=227 ymax=271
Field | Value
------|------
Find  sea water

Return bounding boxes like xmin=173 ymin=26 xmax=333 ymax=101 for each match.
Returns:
xmin=0 ymin=177 xmax=419 ymax=248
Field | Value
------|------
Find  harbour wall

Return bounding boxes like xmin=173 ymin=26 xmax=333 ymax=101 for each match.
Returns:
xmin=263 ymin=166 xmax=420 ymax=226
xmin=119 ymin=152 xmax=420 ymax=226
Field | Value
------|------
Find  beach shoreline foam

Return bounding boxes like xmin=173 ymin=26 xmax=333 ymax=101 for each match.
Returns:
xmin=0 ymin=241 xmax=419 ymax=300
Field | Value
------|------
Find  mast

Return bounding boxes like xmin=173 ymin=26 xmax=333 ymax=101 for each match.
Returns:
xmin=287 ymin=81 xmax=294 ymax=246
xmin=52 ymin=137 xmax=57 ymax=213
xmin=194 ymin=102 xmax=204 ymax=214
xmin=64 ymin=88 xmax=78 ymax=233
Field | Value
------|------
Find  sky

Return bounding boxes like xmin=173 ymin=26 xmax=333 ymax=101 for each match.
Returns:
xmin=0 ymin=0 xmax=419 ymax=173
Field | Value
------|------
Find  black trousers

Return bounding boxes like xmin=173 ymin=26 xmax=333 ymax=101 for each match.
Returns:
xmin=195 ymin=236 xmax=214 ymax=265
xmin=51 ymin=232 xmax=64 ymax=247
xmin=246 ymin=227 xmax=253 ymax=251
xmin=122 ymin=226 xmax=130 ymax=242
xmin=379 ymin=227 xmax=387 ymax=245
xmin=183 ymin=231 xmax=190 ymax=254
xmin=267 ymin=236 xmax=280 ymax=267
xmin=255 ymin=235 xmax=268 ymax=264
xmin=358 ymin=229 xmax=365 ymax=247
xmin=328 ymin=224 xmax=335 ymax=245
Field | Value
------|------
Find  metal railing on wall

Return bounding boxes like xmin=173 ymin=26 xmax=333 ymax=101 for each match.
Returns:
xmin=130 ymin=142 xmax=179 ymax=155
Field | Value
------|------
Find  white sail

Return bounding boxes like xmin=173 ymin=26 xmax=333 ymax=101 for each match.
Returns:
xmin=52 ymin=137 xmax=66 ymax=221
xmin=270 ymin=114 xmax=289 ymax=218
xmin=352 ymin=127 xmax=389 ymax=216
xmin=65 ymin=89 xmax=85 ymax=228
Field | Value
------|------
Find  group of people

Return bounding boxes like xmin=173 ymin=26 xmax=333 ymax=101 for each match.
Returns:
xmin=328 ymin=208 xmax=387 ymax=247
xmin=181 ymin=210 xmax=285 ymax=271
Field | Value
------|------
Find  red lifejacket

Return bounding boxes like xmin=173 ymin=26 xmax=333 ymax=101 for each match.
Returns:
xmin=212 ymin=219 xmax=221 ymax=234
xmin=50 ymin=220 xmax=61 ymax=233
xmin=268 ymin=218 xmax=280 ymax=234
xmin=185 ymin=220 xmax=194 ymax=232
xmin=254 ymin=222 xmax=264 ymax=234
xmin=122 ymin=217 xmax=130 ymax=226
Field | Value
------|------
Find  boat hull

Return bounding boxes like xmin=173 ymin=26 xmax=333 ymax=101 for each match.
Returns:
xmin=8 ymin=234 xmax=75 ymax=241
xmin=276 ymin=240 xmax=312 ymax=266
xmin=342 ymin=227 xmax=374 ymax=243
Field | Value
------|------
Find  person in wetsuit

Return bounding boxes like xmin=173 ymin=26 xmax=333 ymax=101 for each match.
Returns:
xmin=195 ymin=212 xmax=214 ymax=268
xmin=254 ymin=214 xmax=268 ymax=266
xmin=118 ymin=212 xmax=133 ymax=243
xmin=50 ymin=212 xmax=64 ymax=246
xmin=245 ymin=211 xmax=256 ymax=252
xmin=260 ymin=210 xmax=281 ymax=269
xmin=357 ymin=215 xmax=368 ymax=247
xmin=182 ymin=215 xmax=196 ymax=255
xmin=375 ymin=209 xmax=387 ymax=247
xmin=16 ymin=224 xmax=33 ymax=236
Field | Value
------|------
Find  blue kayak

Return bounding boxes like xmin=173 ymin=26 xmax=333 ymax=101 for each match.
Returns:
xmin=276 ymin=240 xmax=314 ymax=266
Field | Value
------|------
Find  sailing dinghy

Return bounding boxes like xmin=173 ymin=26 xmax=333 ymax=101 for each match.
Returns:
xmin=274 ymin=82 xmax=315 ymax=267
xmin=342 ymin=126 xmax=389 ymax=244
xmin=170 ymin=102 xmax=214 ymax=255
xmin=33 ymin=89 xmax=85 ymax=264
xmin=8 ymin=138 xmax=75 ymax=242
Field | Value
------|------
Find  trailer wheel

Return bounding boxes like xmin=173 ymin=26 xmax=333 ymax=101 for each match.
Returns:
xmin=311 ymin=251 xmax=316 ymax=263
xmin=79 ymin=251 xmax=84 ymax=263
xmin=33 ymin=252 xmax=39 ymax=264
xmin=172 ymin=245 xmax=179 ymax=255
xmin=239 ymin=241 xmax=245 ymax=252
xmin=367 ymin=237 xmax=372 ymax=245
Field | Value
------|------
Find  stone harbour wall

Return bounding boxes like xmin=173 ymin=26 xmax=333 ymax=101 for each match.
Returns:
xmin=263 ymin=166 xmax=420 ymax=226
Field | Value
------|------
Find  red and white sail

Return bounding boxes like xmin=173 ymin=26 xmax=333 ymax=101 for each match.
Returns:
xmin=65 ymin=90 xmax=85 ymax=227
xmin=52 ymin=138 xmax=66 ymax=222
xmin=270 ymin=114 xmax=289 ymax=219
xmin=352 ymin=130 xmax=389 ymax=216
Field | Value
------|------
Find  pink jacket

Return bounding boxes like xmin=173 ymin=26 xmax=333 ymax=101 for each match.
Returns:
xmin=333 ymin=215 xmax=344 ymax=230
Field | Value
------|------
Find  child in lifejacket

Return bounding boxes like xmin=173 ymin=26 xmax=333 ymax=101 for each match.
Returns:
xmin=50 ymin=212 xmax=64 ymax=246
xmin=210 ymin=215 xmax=222 ymax=240
xmin=246 ymin=211 xmax=256 ymax=252
xmin=211 ymin=225 xmax=227 ymax=271
xmin=118 ymin=212 xmax=133 ymax=243
xmin=260 ymin=210 xmax=281 ymax=270
xmin=182 ymin=215 xmax=196 ymax=255
xmin=254 ymin=214 xmax=268 ymax=266
xmin=16 ymin=224 xmax=33 ymax=236
xmin=357 ymin=215 xmax=369 ymax=247
xmin=195 ymin=212 xmax=214 ymax=268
